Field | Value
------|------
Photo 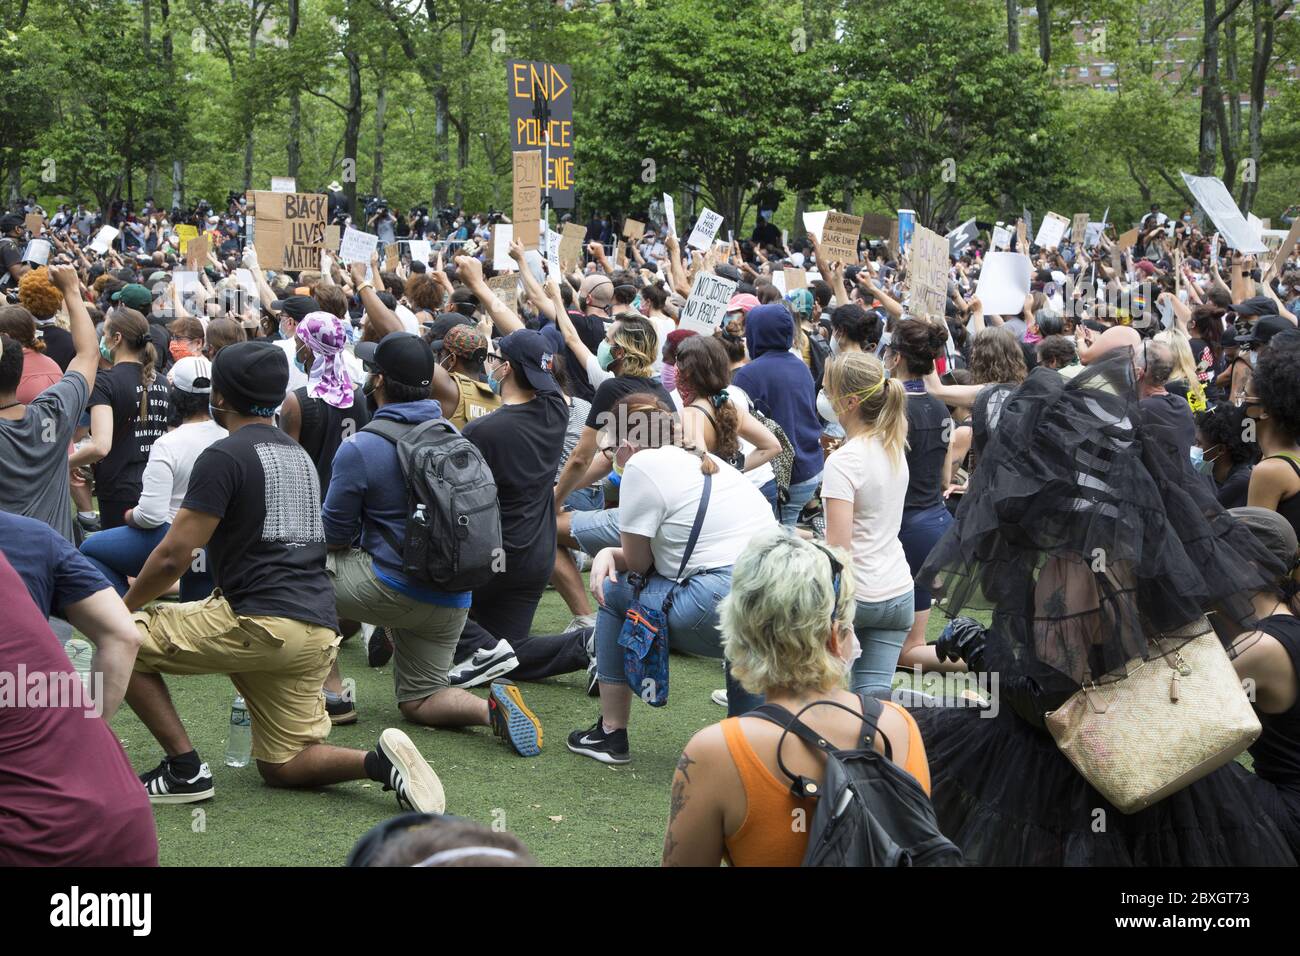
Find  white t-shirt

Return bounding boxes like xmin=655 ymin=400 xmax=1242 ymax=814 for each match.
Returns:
xmin=619 ymin=445 xmax=776 ymax=581
xmin=648 ymin=316 xmax=676 ymax=373
xmin=820 ymin=434 xmax=913 ymax=603
xmin=275 ymin=337 xmax=309 ymax=393
xmin=133 ymin=419 xmax=228 ymax=527
xmin=726 ymin=383 xmax=775 ymax=490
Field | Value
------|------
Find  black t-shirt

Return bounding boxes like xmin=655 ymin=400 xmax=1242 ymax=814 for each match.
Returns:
xmin=585 ymin=374 xmax=673 ymax=431
xmin=146 ymin=319 xmax=172 ymax=376
xmin=181 ymin=423 xmax=337 ymax=630
xmin=35 ymin=324 xmax=74 ymax=371
xmin=0 ymin=238 xmax=21 ymax=284
xmin=293 ymin=385 xmax=370 ymax=493
xmin=463 ymin=392 xmax=568 ymax=566
xmin=904 ymin=392 xmax=952 ymax=512
xmin=1217 ymin=460 xmax=1253 ymax=510
xmin=553 ymin=311 xmax=607 ymax=402
xmin=87 ymin=362 xmax=170 ymax=503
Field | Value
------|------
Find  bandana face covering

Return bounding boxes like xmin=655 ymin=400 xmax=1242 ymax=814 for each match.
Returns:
xmin=295 ymin=312 xmax=355 ymax=409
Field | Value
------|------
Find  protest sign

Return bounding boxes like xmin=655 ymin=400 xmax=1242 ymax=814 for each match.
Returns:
xmin=802 ymin=210 xmax=829 ymax=242
xmin=783 ymin=267 xmax=808 ymax=290
xmin=1071 ymin=213 xmax=1090 ymax=244
xmin=910 ymin=225 xmax=949 ymax=319
xmin=1034 ymin=212 xmax=1070 ymax=250
xmin=861 ymin=213 xmax=893 ymax=238
xmin=176 ymin=224 xmax=199 ymax=254
xmin=1117 ymin=227 xmax=1139 ymax=250
xmin=324 ymin=224 xmax=341 ymax=253
xmin=24 ymin=213 xmax=43 ymax=237
xmin=492 ymin=223 xmax=516 ymax=272
xmin=679 ymin=272 xmax=738 ymax=335
xmin=89 ymin=225 xmax=119 ymax=254
xmin=559 ymin=222 xmax=586 ymax=272
xmin=991 ymin=224 xmax=1012 ymax=250
xmin=339 ymin=226 xmax=379 ymax=265
xmin=897 ymin=209 xmax=916 ymax=256
xmin=771 ymin=271 xmax=786 ymax=294
xmin=1265 ymin=215 xmax=1300 ymax=281
xmin=512 ymin=150 xmax=542 ymax=249
xmin=1181 ymin=172 xmax=1268 ymax=254
xmin=663 ymin=193 xmax=677 ymax=238
xmin=1022 ymin=208 xmax=1034 ymax=240
xmin=185 ymin=235 xmax=209 ymax=270
xmin=974 ymin=252 xmax=1032 ymax=316
xmin=487 ymin=273 xmax=520 ymax=313
xmin=507 ymin=60 xmax=575 ymax=208
xmin=821 ymin=211 xmax=863 ymax=263
xmin=408 ymin=239 xmax=432 ymax=263
xmin=233 ymin=268 xmax=261 ymax=309
xmin=687 ymin=207 xmax=724 ymax=251
xmin=622 ymin=218 xmax=645 ymax=242
xmin=271 ymin=177 xmax=297 ymax=193
xmin=250 ymin=191 xmax=327 ymax=271
xmin=542 ymin=220 xmax=561 ymax=274
xmin=21 ymin=238 xmax=50 ymax=265
xmin=946 ymin=218 xmax=978 ymax=257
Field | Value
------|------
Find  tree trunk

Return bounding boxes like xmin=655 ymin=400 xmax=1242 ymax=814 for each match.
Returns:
xmin=434 ymin=84 xmax=450 ymax=209
xmin=1036 ymin=0 xmax=1051 ymax=65
xmin=344 ymin=50 xmax=362 ymax=217
xmin=1239 ymin=0 xmax=1279 ymax=213
xmin=1007 ymin=0 xmax=1020 ymax=53
xmin=373 ymin=58 xmax=387 ymax=197
xmin=1224 ymin=7 xmax=1241 ymax=183
xmin=1198 ymin=0 xmax=1220 ymax=175
xmin=244 ymin=17 xmax=258 ymax=190
xmin=287 ymin=0 xmax=300 ymax=179
xmin=172 ymin=159 xmax=184 ymax=212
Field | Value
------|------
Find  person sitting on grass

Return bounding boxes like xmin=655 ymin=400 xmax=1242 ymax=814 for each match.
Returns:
xmin=660 ymin=527 xmax=930 ymax=866
xmin=347 ymin=812 xmax=536 ymax=867
xmin=121 ymin=340 xmax=445 ymax=813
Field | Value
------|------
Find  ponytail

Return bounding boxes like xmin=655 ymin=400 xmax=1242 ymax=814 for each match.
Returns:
xmin=875 ymin=378 xmax=908 ymax=467
xmin=138 ymin=340 xmax=157 ymax=421
xmin=824 ymin=351 xmax=909 ymax=467
xmin=106 ymin=307 xmax=157 ymax=421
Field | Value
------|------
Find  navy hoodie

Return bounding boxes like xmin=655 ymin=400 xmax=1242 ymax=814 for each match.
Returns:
xmin=322 ymin=399 xmax=470 ymax=607
xmin=733 ymin=304 xmax=823 ymax=483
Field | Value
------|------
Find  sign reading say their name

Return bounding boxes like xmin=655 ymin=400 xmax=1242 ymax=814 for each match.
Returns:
xmin=679 ymin=272 xmax=738 ymax=335
xmin=507 ymin=60 xmax=575 ymax=209
xmin=687 ymin=208 xmax=724 ymax=251
xmin=250 ymin=191 xmax=327 ymax=271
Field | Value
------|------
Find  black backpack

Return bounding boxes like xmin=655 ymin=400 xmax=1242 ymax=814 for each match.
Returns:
xmin=362 ymin=418 xmax=503 ymax=592
xmin=751 ymin=693 xmax=963 ymax=867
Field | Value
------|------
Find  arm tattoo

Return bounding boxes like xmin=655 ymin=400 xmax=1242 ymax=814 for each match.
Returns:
xmin=676 ymin=750 xmax=695 ymax=783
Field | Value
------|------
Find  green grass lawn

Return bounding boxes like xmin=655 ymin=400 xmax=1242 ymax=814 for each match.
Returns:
xmin=93 ymin=592 xmax=955 ymax=867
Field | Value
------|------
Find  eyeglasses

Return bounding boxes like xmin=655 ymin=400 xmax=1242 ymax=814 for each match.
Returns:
xmin=599 ymin=445 xmax=616 ymax=461
xmin=811 ymin=541 xmax=844 ymax=625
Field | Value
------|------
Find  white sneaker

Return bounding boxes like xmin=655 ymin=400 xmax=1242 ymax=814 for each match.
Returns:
xmin=710 ymin=689 xmax=728 ymax=707
xmin=447 ymin=639 xmax=518 ymax=688
xmin=565 ymin=614 xmax=596 ymax=633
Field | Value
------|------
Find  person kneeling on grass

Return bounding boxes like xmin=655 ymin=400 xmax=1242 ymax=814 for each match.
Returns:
xmin=322 ymin=331 xmax=541 ymax=755
xmin=121 ymin=341 xmax=445 ymax=812
xmin=567 ymin=394 xmax=777 ymax=765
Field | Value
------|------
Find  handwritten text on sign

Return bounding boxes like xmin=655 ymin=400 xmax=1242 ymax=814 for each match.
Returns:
xmin=251 ymin=191 xmax=327 ymax=271
xmin=679 ymin=272 xmax=738 ymax=335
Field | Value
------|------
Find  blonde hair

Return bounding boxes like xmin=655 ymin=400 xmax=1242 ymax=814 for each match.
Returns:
xmin=606 ymin=392 xmax=718 ymax=474
xmin=1155 ymin=328 xmax=1207 ymax=411
xmin=609 ymin=314 xmax=657 ymax=379
xmin=720 ymin=527 xmax=856 ymax=697
xmin=822 ymin=351 xmax=908 ymax=466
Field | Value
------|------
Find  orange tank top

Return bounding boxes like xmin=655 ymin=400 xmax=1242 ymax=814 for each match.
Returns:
xmin=720 ymin=703 xmax=931 ymax=868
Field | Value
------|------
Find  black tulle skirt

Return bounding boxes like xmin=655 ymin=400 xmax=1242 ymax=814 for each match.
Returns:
xmin=911 ymin=703 xmax=1298 ymax=866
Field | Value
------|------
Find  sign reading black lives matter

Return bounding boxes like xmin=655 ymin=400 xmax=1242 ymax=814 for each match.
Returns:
xmin=507 ymin=60 xmax=575 ymax=209
xmin=680 ymin=272 xmax=738 ymax=335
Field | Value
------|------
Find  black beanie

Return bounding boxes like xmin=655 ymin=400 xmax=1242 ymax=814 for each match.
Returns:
xmin=211 ymin=340 xmax=289 ymax=416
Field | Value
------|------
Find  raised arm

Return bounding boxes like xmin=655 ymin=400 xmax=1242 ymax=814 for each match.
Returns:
xmin=49 ymin=264 xmax=98 ymax=391
xmin=512 ymin=239 xmax=556 ymax=322
xmin=349 ymin=256 xmax=403 ymax=338
xmin=453 ymin=254 xmax=524 ymax=335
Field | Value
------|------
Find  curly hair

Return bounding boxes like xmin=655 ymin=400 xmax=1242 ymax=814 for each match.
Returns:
xmin=17 ymin=267 xmax=64 ymax=320
xmin=1195 ymin=402 xmax=1256 ymax=466
xmin=405 ymin=273 xmax=444 ymax=313
xmin=1253 ymin=332 xmax=1300 ymax=442
xmin=674 ymin=335 xmax=740 ymax=463
xmin=829 ymin=304 xmax=882 ymax=350
xmin=969 ymin=327 xmax=1028 ymax=386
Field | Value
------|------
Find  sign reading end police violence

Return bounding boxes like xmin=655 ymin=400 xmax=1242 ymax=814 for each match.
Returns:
xmin=507 ymin=60 xmax=575 ymax=209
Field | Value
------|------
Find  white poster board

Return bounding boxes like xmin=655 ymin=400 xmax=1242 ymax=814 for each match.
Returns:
xmin=991 ymin=225 xmax=1013 ymax=250
xmin=687 ymin=207 xmax=724 ymax=251
xmin=974 ymin=252 xmax=1032 ymax=316
xmin=492 ymin=223 xmax=516 ymax=272
xmin=679 ymin=272 xmax=738 ymax=335
xmin=1181 ymin=172 xmax=1268 ymax=254
xmin=407 ymin=239 xmax=432 ymax=263
xmin=663 ymin=193 xmax=677 ymax=238
xmin=271 ymin=177 xmax=297 ymax=194
xmin=89 ymin=225 xmax=119 ymax=254
xmin=1033 ymin=212 xmax=1071 ymax=250
xmin=339 ymin=226 xmax=379 ymax=264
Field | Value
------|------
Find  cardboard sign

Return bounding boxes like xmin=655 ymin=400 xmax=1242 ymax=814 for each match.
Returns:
xmin=507 ymin=60 xmax=575 ymax=209
xmin=687 ymin=207 xmax=724 ymax=251
xmin=185 ymin=235 xmax=209 ymax=270
xmin=271 ymin=177 xmax=297 ymax=193
xmin=250 ymin=191 xmax=328 ymax=271
xmin=622 ymin=218 xmax=645 ymax=242
xmin=486 ymin=273 xmax=520 ymax=314
xmin=1071 ymin=213 xmax=1090 ymax=245
xmin=559 ymin=222 xmax=586 ymax=272
xmin=24 ymin=213 xmax=43 ymax=237
xmin=512 ymin=150 xmax=542 ymax=249
xmin=860 ymin=213 xmax=893 ymax=238
xmin=821 ymin=211 xmax=863 ymax=263
xmin=1181 ymin=172 xmax=1268 ymax=254
xmin=89 ymin=225 xmax=119 ymax=254
xmin=910 ymin=224 xmax=949 ymax=319
xmin=325 ymin=224 xmax=341 ymax=253
xmin=1265 ymin=215 xmax=1300 ymax=281
xmin=679 ymin=272 xmax=738 ymax=335
xmin=1116 ymin=227 xmax=1139 ymax=251
xmin=339 ymin=226 xmax=379 ymax=265
xmin=176 ymin=224 xmax=199 ymax=254
xmin=1034 ymin=212 xmax=1070 ymax=250
xmin=783 ymin=267 xmax=808 ymax=290
xmin=974 ymin=252 xmax=1032 ymax=316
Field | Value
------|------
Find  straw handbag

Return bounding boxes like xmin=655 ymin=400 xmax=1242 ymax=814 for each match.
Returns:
xmin=1045 ymin=616 xmax=1260 ymax=814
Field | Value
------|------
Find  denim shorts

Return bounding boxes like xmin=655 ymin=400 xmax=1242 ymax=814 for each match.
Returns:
xmin=570 ymin=507 xmax=622 ymax=555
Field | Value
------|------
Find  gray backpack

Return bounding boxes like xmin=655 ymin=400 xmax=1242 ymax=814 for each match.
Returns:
xmin=362 ymin=418 xmax=503 ymax=592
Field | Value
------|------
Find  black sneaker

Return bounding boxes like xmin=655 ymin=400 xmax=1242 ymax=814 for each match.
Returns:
xmin=140 ymin=758 xmax=214 ymax=804
xmin=488 ymin=679 xmax=543 ymax=757
xmin=76 ymin=513 xmax=102 ymax=536
xmin=448 ymin=639 xmax=518 ymax=688
xmin=566 ymin=717 xmax=630 ymax=764
xmin=373 ymin=728 xmax=445 ymax=813
xmin=582 ymin=627 xmax=600 ymax=697
xmin=366 ymin=625 xmax=394 ymax=668
xmin=327 ymin=696 xmax=357 ymax=725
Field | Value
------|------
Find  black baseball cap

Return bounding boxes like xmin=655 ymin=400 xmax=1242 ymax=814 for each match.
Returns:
xmin=269 ymin=294 xmax=320 ymax=322
xmin=355 ymin=331 xmax=434 ymax=388
xmin=497 ymin=329 xmax=558 ymax=394
xmin=1237 ymin=315 xmax=1292 ymax=348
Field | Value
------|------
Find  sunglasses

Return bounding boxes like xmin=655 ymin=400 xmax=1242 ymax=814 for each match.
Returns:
xmin=811 ymin=541 xmax=844 ymax=625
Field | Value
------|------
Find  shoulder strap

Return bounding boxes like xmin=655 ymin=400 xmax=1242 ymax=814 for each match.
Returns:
xmin=689 ymin=402 xmax=720 ymax=432
xmin=748 ymin=696 xmax=892 ymax=795
xmin=360 ymin=417 xmax=412 ymax=444
xmin=1267 ymin=452 xmax=1300 ymax=479
xmin=675 ymin=471 xmax=711 ymax=581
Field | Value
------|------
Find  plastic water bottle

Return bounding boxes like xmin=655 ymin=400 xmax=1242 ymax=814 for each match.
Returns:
xmin=225 ymin=695 xmax=251 ymax=768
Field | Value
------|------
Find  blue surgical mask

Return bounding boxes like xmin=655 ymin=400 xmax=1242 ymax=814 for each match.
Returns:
xmin=488 ymin=365 xmax=505 ymax=396
xmin=294 ymin=356 xmax=307 ymax=373
xmin=597 ymin=339 xmax=617 ymax=371
xmin=99 ymin=336 xmax=113 ymax=362
xmin=1190 ymin=445 xmax=1215 ymax=476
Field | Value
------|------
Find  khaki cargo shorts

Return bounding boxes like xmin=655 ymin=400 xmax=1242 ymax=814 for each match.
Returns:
xmin=132 ymin=592 xmax=341 ymax=764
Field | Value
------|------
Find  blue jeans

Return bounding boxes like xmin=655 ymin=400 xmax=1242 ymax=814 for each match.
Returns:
xmin=898 ymin=504 xmax=953 ymax=611
xmin=595 ymin=566 xmax=752 ymax=715
xmin=80 ymin=523 xmax=215 ymax=603
xmin=781 ymin=472 xmax=823 ymax=526
xmin=570 ymin=507 xmax=622 ymax=555
xmin=850 ymin=589 xmax=915 ymax=698
xmin=758 ymin=478 xmax=779 ymax=519
xmin=563 ymin=485 xmax=603 ymax=513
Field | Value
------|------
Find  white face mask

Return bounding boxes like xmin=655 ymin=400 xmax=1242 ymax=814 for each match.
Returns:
xmin=816 ymin=388 xmax=839 ymax=426
xmin=838 ymin=624 xmax=863 ymax=676
xmin=829 ymin=333 xmax=842 ymax=355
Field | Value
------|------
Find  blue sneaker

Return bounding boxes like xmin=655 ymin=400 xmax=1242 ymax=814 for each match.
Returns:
xmin=488 ymin=679 xmax=542 ymax=757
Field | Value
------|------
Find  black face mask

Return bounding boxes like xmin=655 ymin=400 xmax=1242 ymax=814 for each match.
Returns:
xmin=363 ymin=374 xmax=381 ymax=416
